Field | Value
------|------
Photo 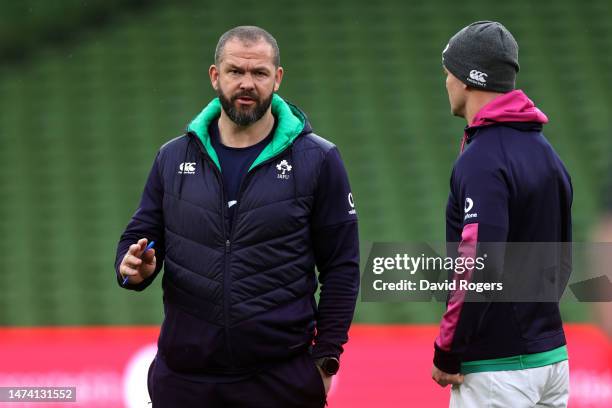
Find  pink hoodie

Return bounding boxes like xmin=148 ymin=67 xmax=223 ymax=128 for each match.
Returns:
xmin=460 ymin=90 xmax=549 ymax=152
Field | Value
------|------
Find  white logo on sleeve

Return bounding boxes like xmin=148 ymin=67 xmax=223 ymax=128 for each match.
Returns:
xmin=348 ymin=192 xmax=357 ymax=215
xmin=468 ymin=70 xmax=488 ymax=86
xmin=178 ymin=162 xmax=196 ymax=175
xmin=464 ymin=197 xmax=478 ymax=220
xmin=276 ymin=160 xmax=292 ymax=180
xmin=464 ymin=198 xmax=473 ymax=213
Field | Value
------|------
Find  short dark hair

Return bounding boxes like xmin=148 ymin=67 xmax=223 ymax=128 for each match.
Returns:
xmin=214 ymin=26 xmax=280 ymax=68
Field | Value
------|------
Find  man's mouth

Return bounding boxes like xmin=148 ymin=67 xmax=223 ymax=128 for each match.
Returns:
xmin=235 ymin=96 xmax=256 ymax=105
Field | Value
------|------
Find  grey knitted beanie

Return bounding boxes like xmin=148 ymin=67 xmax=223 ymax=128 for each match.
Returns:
xmin=442 ymin=21 xmax=520 ymax=93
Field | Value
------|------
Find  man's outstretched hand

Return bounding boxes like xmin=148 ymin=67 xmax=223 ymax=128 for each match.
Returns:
xmin=119 ymin=238 xmax=156 ymax=285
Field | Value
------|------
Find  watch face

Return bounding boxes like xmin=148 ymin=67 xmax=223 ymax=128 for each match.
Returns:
xmin=322 ymin=357 xmax=340 ymax=375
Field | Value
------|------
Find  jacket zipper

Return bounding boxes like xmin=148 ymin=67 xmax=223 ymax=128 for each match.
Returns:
xmin=190 ymin=132 xmax=294 ymax=368
xmin=190 ymin=133 xmax=236 ymax=366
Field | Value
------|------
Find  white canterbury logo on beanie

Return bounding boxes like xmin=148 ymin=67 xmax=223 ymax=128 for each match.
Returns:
xmin=469 ymin=70 xmax=488 ymax=84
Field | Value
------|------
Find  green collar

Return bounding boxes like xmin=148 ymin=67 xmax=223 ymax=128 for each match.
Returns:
xmin=187 ymin=94 xmax=306 ymax=171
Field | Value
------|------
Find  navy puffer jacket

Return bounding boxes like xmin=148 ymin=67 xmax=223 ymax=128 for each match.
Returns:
xmin=115 ymin=94 xmax=359 ymax=375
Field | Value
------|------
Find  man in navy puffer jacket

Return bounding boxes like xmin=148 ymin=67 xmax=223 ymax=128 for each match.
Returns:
xmin=115 ymin=26 xmax=359 ymax=408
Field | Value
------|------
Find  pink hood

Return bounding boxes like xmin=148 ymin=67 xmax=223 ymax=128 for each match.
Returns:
xmin=471 ymin=89 xmax=548 ymax=127
xmin=461 ymin=90 xmax=548 ymax=152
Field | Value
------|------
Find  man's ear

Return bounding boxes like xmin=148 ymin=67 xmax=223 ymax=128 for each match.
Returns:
xmin=273 ymin=66 xmax=284 ymax=92
xmin=209 ymin=64 xmax=219 ymax=91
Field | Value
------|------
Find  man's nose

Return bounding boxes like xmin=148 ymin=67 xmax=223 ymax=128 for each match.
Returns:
xmin=240 ymin=73 xmax=255 ymax=90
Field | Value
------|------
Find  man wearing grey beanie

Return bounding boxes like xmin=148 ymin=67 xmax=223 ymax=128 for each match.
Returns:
xmin=432 ymin=21 xmax=572 ymax=407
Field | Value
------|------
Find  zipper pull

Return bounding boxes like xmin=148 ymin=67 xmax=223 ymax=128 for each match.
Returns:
xmin=225 ymin=239 xmax=230 ymax=253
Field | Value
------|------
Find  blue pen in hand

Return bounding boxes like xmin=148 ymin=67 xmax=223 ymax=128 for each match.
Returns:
xmin=122 ymin=240 xmax=155 ymax=286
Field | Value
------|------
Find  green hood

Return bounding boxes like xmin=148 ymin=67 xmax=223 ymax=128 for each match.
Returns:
xmin=187 ymin=94 xmax=306 ymax=171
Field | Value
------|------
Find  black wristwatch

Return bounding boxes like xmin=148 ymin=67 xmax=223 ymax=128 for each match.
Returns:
xmin=315 ymin=357 xmax=340 ymax=376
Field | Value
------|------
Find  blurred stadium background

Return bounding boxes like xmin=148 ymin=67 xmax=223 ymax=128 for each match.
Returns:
xmin=0 ymin=0 xmax=611 ymax=406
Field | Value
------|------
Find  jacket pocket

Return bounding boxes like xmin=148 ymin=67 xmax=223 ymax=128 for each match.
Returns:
xmin=229 ymin=294 xmax=316 ymax=367
xmin=158 ymin=303 xmax=227 ymax=374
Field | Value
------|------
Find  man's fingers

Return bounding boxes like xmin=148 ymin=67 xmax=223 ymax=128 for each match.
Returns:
xmin=138 ymin=238 xmax=148 ymax=251
xmin=142 ymin=249 xmax=156 ymax=264
xmin=127 ymin=244 xmax=140 ymax=255
xmin=127 ymin=239 xmax=149 ymax=257
xmin=123 ymin=254 xmax=143 ymax=268
xmin=444 ymin=374 xmax=464 ymax=386
xmin=432 ymin=372 xmax=446 ymax=387
xmin=433 ymin=373 xmax=463 ymax=387
xmin=120 ymin=265 xmax=139 ymax=277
